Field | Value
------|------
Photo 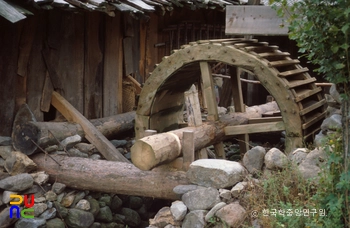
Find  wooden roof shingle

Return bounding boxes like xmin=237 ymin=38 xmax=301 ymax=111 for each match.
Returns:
xmin=0 ymin=0 xmax=239 ymax=23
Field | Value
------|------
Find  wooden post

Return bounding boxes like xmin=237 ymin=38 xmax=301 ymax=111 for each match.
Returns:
xmin=144 ymin=129 xmax=157 ymax=137
xmin=200 ymin=61 xmax=226 ymax=158
xmin=184 ymin=85 xmax=202 ymax=127
xmin=182 ymin=131 xmax=194 ymax=171
xmin=231 ymin=67 xmax=250 ymax=153
xmin=51 ymin=91 xmax=130 ymax=163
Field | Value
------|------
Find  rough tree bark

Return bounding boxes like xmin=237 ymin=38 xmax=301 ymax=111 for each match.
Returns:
xmin=31 ymin=154 xmax=190 ymax=200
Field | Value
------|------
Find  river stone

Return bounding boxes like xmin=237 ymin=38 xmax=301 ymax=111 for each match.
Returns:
xmin=0 ymin=207 xmax=17 ymax=227
xmin=31 ymin=171 xmax=49 ymax=185
xmin=170 ymin=200 xmax=187 ymax=221
xmin=74 ymin=143 xmax=95 ymax=154
xmin=288 ymin=148 xmax=308 ymax=165
xmin=330 ymin=84 xmax=342 ymax=104
xmin=186 ymin=159 xmax=246 ymax=188
xmin=89 ymin=222 xmax=102 ymax=228
xmin=14 ymin=218 xmax=46 ymax=228
xmin=264 ymin=148 xmax=288 ymax=170
xmin=173 ymin=184 xmax=206 ymax=195
xmin=113 ymin=214 xmax=125 ymax=224
xmin=243 ymin=146 xmax=266 ymax=174
xmin=54 ymin=202 xmax=69 ymax=218
xmin=218 ymin=189 xmax=231 ymax=201
xmin=4 ymin=152 xmax=37 ymax=175
xmin=110 ymin=195 xmax=123 ymax=213
xmin=0 ymin=136 xmax=11 ymax=146
xmin=71 ymin=191 xmax=86 ymax=208
xmin=121 ymin=207 xmax=141 ymax=227
xmin=0 ymin=145 xmax=12 ymax=159
xmin=61 ymin=192 xmax=76 ymax=207
xmin=58 ymin=135 xmax=81 ymax=150
xmin=182 ymin=187 xmax=220 ymax=211
xmin=3 ymin=190 xmax=17 ymax=203
xmin=231 ymin=182 xmax=247 ymax=198
xmin=0 ymin=173 xmax=34 ymax=191
xmin=46 ymin=218 xmax=65 ymax=228
xmin=65 ymin=208 xmax=94 ymax=228
xmin=88 ymin=197 xmax=100 ymax=216
xmin=149 ymin=207 xmax=181 ymax=227
xmin=129 ymin=196 xmax=143 ymax=210
xmin=321 ymin=114 xmax=342 ymax=133
xmin=182 ymin=210 xmax=207 ymax=228
xmin=75 ymin=199 xmax=90 ymax=210
xmin=298 ymin=148 xmax=326 ymax=181
xmin=205 ymin=202 xmax=227 ymax=221
xmin=137 ymin=204 xmax=148 ymax=220
xmin=96 ymin=206 xmax=113 ymax=222
xmin=45 ymin=190 xmax=57 ymax=201
xmin=67 ymin=148 xmax=88 ymax=158
xmin=39 ymin=207 xmax=57 ymax=220
xmin=52 ymin=182 xmax=66 ymax=194
xmin=110 ymin=140 xmax=128 ymax=148
xmin=33 ymin=203 xmax=48 ymax=217
xmin=45 ymin=145 xmax=58 ymax=153
xmin=99 ymin=194 xmax=112 ymax=207
xmin=215 ymin=202 xmax=246 ymax=227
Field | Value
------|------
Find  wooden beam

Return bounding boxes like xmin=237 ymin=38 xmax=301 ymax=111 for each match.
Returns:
xmin=51 ymin=91 xmax=130 ymax=163
xmin=224 ymin=121 xmax=285 ymax=135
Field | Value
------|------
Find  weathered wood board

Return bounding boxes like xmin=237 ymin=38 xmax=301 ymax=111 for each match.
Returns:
xmin=225 ymin=6 xmax=289 ymax=36
xmin=0 ymin=0 xmax=26 ymax=23
xmin=104 ymin=14 xmax=123 ymax=116
xmin=84 ymin=12 xmax=103 ymax=119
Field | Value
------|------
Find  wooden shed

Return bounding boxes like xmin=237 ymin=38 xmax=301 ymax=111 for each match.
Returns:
xmin=0 ymin=0 xmax=239 ymax=137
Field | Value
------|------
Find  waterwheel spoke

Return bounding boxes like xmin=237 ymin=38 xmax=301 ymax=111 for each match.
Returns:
xmin=200 ymin=61 xmax=225 ymax=158
xmin=231 ymin=67 xmax=250 ymax=153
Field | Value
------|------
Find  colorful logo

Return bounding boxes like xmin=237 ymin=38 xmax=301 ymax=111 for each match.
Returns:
xmin=9 ymin=194 xmax=35 ymax=218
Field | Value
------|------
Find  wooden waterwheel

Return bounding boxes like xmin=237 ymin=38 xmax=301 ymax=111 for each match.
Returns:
xmin=135 ymin=38 xmax=326 ymax=156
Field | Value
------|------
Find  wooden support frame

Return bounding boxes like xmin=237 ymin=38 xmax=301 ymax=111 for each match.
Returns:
xmin=51 ymin=91 xmax=130 ymax=163
xmin=200 ymin=61 xmax=225 ymax=158
xmin=231 ymin=67 xmax=250 ymax=153
xmin=224 ymin=121 xmax=285 ymax=135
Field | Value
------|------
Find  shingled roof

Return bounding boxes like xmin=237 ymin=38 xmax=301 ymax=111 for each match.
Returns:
xmin=0 ymin=0 xmax=239 ymax=23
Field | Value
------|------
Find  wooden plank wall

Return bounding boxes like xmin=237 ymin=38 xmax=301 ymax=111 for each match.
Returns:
xmin=84 ymin=12 xmax=103 ymax=119
xmin=0 ymin=7 xmax=228 ymax=137
xmin=0 ymin=19 xmax=18 ymax=136
xmin=0 ymin=9 xmax=126 ymax=136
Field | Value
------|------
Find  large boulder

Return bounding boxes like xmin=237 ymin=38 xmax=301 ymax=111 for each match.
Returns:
xmin=182 ymin=187 xmax=220 ymax=211
xmin=298 ymin=148 xmax=326 ymax=181
xmin=242 ymin=146 xmax=266 ymax=174
xmin=186 ymin=159 xmax=246 ymax=188
xmin=215 ymin=202 xmax=246 ymax=227
xmin=264 ymin=148 xmax=288 ymax=170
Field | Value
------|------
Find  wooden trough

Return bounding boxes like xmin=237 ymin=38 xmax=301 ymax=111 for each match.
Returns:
xmin=133 ymin=38 xmax=327 ymax=169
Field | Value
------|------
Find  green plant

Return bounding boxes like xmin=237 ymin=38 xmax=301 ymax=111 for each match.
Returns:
xmin=267 ymin=0 xmax=350 ymax=226
xmin=240 ymin=162 xmax=317 ymax=227
xmin=304 ymin=132 xmax=350 ymax=227
xmin=205 ymin=216 xmax=229 ymax=228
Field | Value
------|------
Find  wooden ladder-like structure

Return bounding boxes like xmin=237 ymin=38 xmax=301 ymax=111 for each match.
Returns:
xmin=135 ymin=38 xmax=326 ymax=153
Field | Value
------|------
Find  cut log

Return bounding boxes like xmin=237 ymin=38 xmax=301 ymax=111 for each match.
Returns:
xmin=131 ymin=101 xmax=280 ymax=170
xmin=13 ymin=111 xmax=135 ymax=155
xmin=31 ymin=154 xmax=190 ymax=200
xmin=131 ymin=113 xmax=248 ymax=170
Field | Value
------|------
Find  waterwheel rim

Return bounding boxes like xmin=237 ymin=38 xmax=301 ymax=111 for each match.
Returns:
xmin=135 ymin=38 xmax=326 ymax=153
